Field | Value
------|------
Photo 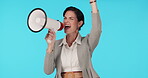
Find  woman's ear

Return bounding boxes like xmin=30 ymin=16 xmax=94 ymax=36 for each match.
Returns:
xmin=78 ymin=21 xmax=83 ymax=28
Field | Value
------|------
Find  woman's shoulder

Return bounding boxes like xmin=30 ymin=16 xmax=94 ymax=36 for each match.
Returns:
xmin=54 ymin=38 xmax=63 ymax=46
xmin=56 ymin=39 xmax=63 ymax=42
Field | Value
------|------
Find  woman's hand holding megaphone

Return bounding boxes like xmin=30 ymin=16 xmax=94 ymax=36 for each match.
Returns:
xmin=45 ymin=29 xmax=56 ymax=54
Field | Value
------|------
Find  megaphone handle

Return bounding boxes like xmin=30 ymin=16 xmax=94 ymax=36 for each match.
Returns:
xmin=47 ymin=39 xmax=51 ymax=43
xmin=53 ymin=29 xmax=57 ymax=33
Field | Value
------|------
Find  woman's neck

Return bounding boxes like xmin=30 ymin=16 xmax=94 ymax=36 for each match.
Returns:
xmin=66 ymin=31 xmax=79 ymax=47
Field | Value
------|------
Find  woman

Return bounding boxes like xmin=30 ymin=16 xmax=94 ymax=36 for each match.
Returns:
xmin=44 ymin=0 xmax=102 ymax=78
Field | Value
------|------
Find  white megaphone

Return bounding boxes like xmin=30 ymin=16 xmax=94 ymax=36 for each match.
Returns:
xmin=27 ymin=8 xmax=64 ymax=43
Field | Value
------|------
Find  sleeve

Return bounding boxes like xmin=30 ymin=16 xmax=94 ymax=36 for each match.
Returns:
xmin=88 ymin=11 xmax=102 ymax=54
xmin=44 ymin=49 xmax=55 ymax=75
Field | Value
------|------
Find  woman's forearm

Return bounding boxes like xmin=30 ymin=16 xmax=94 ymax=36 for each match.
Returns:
xmin=90 ymin=1 xmax=98 ymax=13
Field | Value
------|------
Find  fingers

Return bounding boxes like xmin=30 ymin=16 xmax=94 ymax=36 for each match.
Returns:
xmin=48 ymin=29 xmax=55 ymax=35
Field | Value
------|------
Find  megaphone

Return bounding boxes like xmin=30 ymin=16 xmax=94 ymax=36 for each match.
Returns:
xmin=27 ymin=8 xmax=64 ymax=33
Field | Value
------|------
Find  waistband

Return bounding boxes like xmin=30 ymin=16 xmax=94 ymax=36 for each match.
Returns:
xmin=61 ymin=71 xmax=83 ymax=78
xmin=61 ymin=71 xmax=82 ymax=74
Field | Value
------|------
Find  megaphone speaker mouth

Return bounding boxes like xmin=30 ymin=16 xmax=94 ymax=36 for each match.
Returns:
xmin=27 ymin=8 xmax=47 ymax=33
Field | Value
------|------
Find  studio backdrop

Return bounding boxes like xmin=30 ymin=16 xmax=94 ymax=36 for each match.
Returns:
xmin=0 ymin=0 xmax=148 ymax=78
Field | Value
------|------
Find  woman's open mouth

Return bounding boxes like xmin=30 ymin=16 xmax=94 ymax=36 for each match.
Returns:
xmin=65 ymin=25 xmax=71 ymax=30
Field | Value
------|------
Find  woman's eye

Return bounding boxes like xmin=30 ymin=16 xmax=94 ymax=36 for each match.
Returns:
xmin=70 ymin=18 xmax=74 ymax=20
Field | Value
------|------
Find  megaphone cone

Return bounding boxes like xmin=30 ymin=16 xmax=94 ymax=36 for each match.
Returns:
xmin=27 ymin=8 xmax=64 ymax=33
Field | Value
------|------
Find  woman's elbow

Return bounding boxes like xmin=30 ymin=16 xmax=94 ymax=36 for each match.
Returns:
xmin=44 ymin=69 xmax=53 ymax=75
xmin=44 ymin=67 xmax=54 ymax=75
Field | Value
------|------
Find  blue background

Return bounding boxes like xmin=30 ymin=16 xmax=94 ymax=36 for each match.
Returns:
xmin=1 ymin=0 xmax=148 ymax=78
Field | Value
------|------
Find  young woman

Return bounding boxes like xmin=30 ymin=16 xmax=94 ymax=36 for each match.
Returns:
xmin=44 ymin=0 xmax=102 ymax=78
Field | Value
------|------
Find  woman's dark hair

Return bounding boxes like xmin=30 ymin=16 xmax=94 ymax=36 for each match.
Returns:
xmin=63 ymin=6 xmax=84 ymax=31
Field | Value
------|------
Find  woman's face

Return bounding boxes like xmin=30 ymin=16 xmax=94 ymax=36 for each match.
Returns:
xmin=63 ymin=11 xmax=81 ymax=35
